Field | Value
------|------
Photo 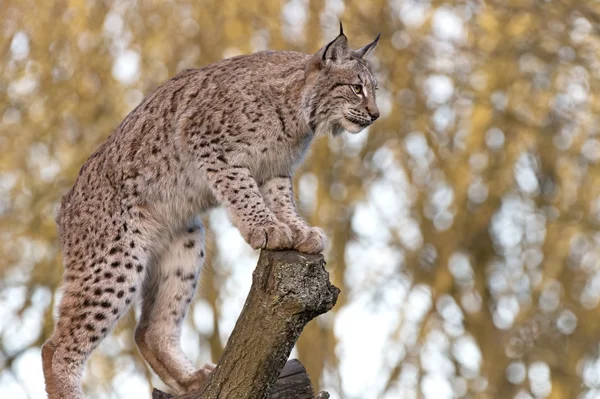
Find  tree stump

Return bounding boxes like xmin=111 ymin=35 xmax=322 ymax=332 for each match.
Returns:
xmin=152 ymin=250 xmax=339 ymax=399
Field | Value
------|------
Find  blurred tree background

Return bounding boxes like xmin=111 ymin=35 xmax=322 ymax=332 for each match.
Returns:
xmin=2 ymin=0 xmax=600 ymax=398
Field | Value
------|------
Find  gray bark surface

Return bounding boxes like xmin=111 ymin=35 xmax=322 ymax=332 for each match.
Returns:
xmin=152 ymin=250 xmax=339 ymax=399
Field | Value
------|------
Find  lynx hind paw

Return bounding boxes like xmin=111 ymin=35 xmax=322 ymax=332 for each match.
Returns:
xmin=183 ymin=363 xmax=216 ymax=391
xmin=247 ymin=221 xmax=294 ymax=250
xmin=295 ymin=227 xmax=327 ymax=254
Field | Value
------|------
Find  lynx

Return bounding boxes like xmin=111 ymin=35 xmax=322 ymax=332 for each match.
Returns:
xmin=42 ymin=24 xmax=380 ymax=398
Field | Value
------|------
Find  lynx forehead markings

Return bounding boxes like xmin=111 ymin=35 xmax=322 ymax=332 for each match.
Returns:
xmin=42 ymin=24 xmax=380 ymax=398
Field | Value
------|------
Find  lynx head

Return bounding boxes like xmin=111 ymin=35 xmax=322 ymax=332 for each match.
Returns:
xmin=304 ymin=23 xmax=380 ymax=136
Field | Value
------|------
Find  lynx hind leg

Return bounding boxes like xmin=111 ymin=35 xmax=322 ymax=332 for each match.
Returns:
xmin=42 ymin=222 xmax=149 ymax=399
xmin=135 ymin=218 xmax=214 ymax=393
xmin=41 ymin=339 xmax=58 ymax=398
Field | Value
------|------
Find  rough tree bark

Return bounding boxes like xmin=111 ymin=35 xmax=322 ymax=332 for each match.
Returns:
xmin=153 ymin=250 xmax=339 ymax=399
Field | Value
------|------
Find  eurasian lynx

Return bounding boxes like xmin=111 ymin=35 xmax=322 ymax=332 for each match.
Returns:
xmin=42 ymin=24 xmax=380 ymax=398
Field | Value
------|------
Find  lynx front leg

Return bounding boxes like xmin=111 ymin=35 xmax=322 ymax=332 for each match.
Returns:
xmin=203 ymin=166 xmax=293 ymax=250
xmin=260 ymin=176 xmax=327 ymax=254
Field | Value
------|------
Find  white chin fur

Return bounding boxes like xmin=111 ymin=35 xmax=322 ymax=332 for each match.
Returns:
xmin=340 ymin=118 xmax=366 ymax=134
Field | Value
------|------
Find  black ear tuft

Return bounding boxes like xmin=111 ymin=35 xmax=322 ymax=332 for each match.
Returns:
xmin=321 ymin=27 xmax=349 ymax=64
xmin=354 ymin=33 xmax=381 ymax=59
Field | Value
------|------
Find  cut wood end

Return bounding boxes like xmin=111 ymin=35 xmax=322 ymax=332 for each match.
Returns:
xmin=152 ymin=388 xmax=173 ymax=399
xmin=257 ymin=250 xmax=339 ymax=315
xmin=262 ymin=249 xmax=324 ymax=263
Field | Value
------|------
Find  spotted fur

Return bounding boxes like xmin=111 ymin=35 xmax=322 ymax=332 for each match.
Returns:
xmin=42 ymin=25 xmax=380 ymax=398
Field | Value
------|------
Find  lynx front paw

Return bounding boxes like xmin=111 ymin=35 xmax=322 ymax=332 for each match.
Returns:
xmin=294 ymin=226 xmax=327 ymax=254
xmin=246 ymin=221 xmax=294 ymax=250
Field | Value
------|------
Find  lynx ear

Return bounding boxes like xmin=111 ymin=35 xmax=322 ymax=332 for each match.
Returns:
xmin=354 ymin=33 xmax=381 ymax=59
xmin=319 ymin=22 xmax=348 ymax=64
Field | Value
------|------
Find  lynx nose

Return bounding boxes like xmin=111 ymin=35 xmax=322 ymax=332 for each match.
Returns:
xmin=368 ymin=109 xmax=380 ymax=121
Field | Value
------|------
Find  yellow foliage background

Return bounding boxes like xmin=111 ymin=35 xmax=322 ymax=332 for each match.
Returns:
xmin=2 ymin=0 xmax=600 ymax=398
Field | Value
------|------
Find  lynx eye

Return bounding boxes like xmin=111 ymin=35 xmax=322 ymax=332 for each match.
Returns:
xmin=351 ymin=85 xmax=363 ymax=95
